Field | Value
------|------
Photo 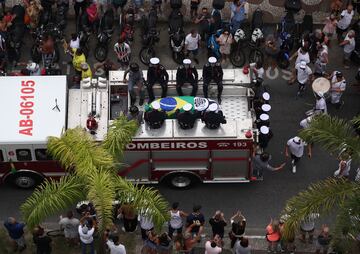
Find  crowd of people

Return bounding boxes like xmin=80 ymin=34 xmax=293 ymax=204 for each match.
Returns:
xmin=3 ymin=203 xmax=336 ymax=254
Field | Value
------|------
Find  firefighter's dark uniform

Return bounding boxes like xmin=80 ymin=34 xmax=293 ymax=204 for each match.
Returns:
xmin=176 ymin=64 xmax=198 ymax=97
xmin=201 ymin=110 xmax=226 ymax=129
xmin=175 ymin=109 xmax=198 ymax=129
xmin=144 ymin=109 xmax=167 ymax=129
xmin=146 ymin=64 xmax=169 ymax=102
xmin=202 ymin=63 xmax=223 ymax=101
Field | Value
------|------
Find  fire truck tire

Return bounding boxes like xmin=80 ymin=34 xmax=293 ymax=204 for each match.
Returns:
xmin=164 ymin=173 xmax=200 ymax=189
xmin=7 ymin=171 xmax=44 ymax=189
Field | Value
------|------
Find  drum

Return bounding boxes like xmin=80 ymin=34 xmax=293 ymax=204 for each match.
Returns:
xmin=312 ymin=77 xmax=330 ymax=99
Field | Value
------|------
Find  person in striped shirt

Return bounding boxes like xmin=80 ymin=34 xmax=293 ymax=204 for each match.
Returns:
xmin=114 ymin=37 xmax=131 ymax=69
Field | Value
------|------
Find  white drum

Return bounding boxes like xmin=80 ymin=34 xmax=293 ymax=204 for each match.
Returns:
xmin=312 ymin=77 xmax=330 ymax=99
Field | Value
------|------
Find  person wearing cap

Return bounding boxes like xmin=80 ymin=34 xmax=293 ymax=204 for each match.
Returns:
xmin=250 ymin=61 xmax=265 ymax=81
xmin=186 ymin=204 xmax=205 ymax=236
xmin=203 ymin=57 xmax=224 ymax=104
xmin=330 ymin=71 xmax=346 ymax=109
xmin=252 ymin=152 xmax=285 ymax=179
xmin=176 ymin=58 xmax=199 ymax=97
xmin=291 ymin=60 xmax=313 ymax=97
xmin=339 ymin=29 xmax=356 ymax=69
xmin=114 ymin=37 xmax=131 ymax=69
xmin=81 ymin=62 xmax=92 ymax=80
xmin=4 ymin=217 xmax=26 ymax=252
xmin=147 ymin=57 xmax=169 ymax=102
xmin=255 ymin=103 xmax=271 ymax=119
xmin=285 ymin=136 xmax=312 ymax=173
xmin=314 ymin=42 xmax=329 ymax=77
xmin=290 ymin=46 xmax=310 ymax=67
xmin=255 ymin=113 xmax=269 ymax=129
xmin=175 ymin=103 xmax=198 ymax=129
xmin=78 ymin=213 xmax=96 ymax=254
xmin=258 ymin=125 xmax=273 ymax=149
xmin=314 ymin=92 xmax=327 ymax=114
xmin=300 ymin=115 xmax=314 ymax=129
xmin=201 ymin=103 xmax=226 ymax=129
xmin=144 ymin=101 xmax=167 ymax=129
xmin=123 ymin=62 xmax=145 ymax=106
xmin=126 ymin=105 xmax=143 ymax=125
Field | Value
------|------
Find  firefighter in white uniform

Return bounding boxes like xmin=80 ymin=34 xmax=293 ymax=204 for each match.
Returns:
xmin=330 ymin=71 xmax=346 ymax=108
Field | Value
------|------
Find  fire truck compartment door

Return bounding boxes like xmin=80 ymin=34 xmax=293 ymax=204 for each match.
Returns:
xmin=211 ymin=150 xmax=249 ymax=179
xmin=152 ymin=150 xmax=209 ymax=170
xmin=120 ymin=151 xmax=150 ymax=181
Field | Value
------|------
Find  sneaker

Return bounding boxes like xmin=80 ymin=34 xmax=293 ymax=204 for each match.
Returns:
xmin=292 ymin=165 xmax=296 ymax=173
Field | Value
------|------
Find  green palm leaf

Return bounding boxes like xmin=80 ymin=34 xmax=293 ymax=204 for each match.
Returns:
xmin=114 ymin=177 xmax=169 ymax=230
xmin=299 ymin=115 xmax=360 ymax=161
xmin=282 ymin=178 xmax=359 ymax=239
xmin=102 ymin=114 xmax=138 ymax=160
xmin=21 ymin=175 xmax=86 ymax=229
xmin=86 ymin=171 xmax=115 ymax=232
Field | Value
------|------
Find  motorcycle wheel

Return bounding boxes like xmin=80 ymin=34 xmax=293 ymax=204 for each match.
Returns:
xmin=230 ymin=47 xmax=246 ymax=67
xmin=172 ymin=51 xmax=184 ymax=64
xmin=95 ymin=45 xmax=108 ymax=62
xmin=249 ymin=49 xmax=264 ymax=66
xmin=139 ymin=47 xmax=155 ymax=65
xmin=31 ymin=45 xmax=41 ymax=63
xmin=277 ymin=53 xmax=290 ymax=69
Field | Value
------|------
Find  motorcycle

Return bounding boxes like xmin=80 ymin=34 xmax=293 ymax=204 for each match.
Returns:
xmin=168 ymin=8 xmax=184 ymax=64
xmin=94 ymin=9 xmax=115 ymax=62
xmin=78 ymin=30 xmax=90 ymax=57
xmin=40 ymin=0 xmax=55 ymax=25
xmin=230 ymin=28 xmax=247 ymax=67
xmin=248 ymin=28 xmax=264 ymax=65
xmin=56 ymin=2 xmax=69 ymax=31
xmin=7 ymin=5 xmax=26 ymax=63
xmin=276 ymin=11 xmax=296 ymax=69
xmin=139 ymin=7 xmax=159 ymax=65
xmin=120 ymin=5 xmax=135 ymax=44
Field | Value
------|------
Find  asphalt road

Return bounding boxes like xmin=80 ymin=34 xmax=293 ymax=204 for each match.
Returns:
xmin=1 ymin=18 xmax=359 ymax=232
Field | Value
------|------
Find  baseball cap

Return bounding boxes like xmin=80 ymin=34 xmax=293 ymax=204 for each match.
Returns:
xmin=150 ymin=57 xmax=160 ymax=65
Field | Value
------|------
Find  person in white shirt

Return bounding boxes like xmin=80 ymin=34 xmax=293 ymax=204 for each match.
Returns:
xmin=285 ymin=136 xmax=312 ymax=173
xmin=250 ymin=61 xmax=264 ymax=81
xmin=185 ymin=29 xmax=201 ymax=64
xmin=314 ymin=92 xmax=327 ymax=114
xmin=336 ymin=4 xmax=354 ymax=42
xmin=106 ymin=235 xmax=126 ymax=254
xmin=290 ymin=46 xmax=310 ymax=66
xmin=168 ymin=202 xmax=188 ymax=238
xmin=330 ymin=71 xmax=346 ymax=108
xmin=139 ymin=215 xmax=154 ymax=240
xmin=291 ymin=60 xmax=313 ymax=97
xmin=314 ymin=43 xmax=328 ymax=77
xmin=69 ymin=33 xmax=80 ymax=50
xmin=205 ymin=239 xmax=222 ymax=254
xmin=78 ymin=214 xmax=96 ymax=254
xmin=339 ymin=30 xmax=356 ymax=69
xmin=59 ymin=211 xmax=80 ymax=245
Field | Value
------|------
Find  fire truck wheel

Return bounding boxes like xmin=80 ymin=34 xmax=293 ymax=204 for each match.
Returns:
xmin=8 ymin=172 xmax=44 ymax=189
xmin=164 ymin=173 xmax=199 ymax=189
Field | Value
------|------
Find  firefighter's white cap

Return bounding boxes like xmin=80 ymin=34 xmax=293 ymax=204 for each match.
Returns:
xmin=209 ymin=103 xmax=218 ymax=112
xmin=260 ymin=113 xmax=269 ymax=121
xmin=183 ymin=59 xmax=191 ymax=65
xmin=183 ymin=103 xmax=192 ymax=112
xmin=261 ymin=104 xmax=271 ymax=112
xmin=262 ymin=92 xmax=270 ymax=101
xmin=208 ymin=57 xmax=217 ymax=64
xmin=150 ymin=57 xmax=160 ymax=65
xmin=260 ymin=126 xmax=269 ymax=134
xmin=152 ymin=101 xmax=161 ymax=110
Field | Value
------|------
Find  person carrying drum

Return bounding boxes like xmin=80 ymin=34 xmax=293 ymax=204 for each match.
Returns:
xmin=123 ymin=63 xmax=145 ymax=106
xmin=176 ymin=59 xmax=198 ymax=97
xmin=203 ymin=57 xmax=223 ymax=104
xmin=330 ymin=71 xmax=346 ymax=109
xmin=147 ymin=57 xmax=169 ymax=103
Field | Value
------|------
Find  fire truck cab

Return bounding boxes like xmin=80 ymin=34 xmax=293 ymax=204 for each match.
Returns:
xmin=0 ymin=68 xmax=257 ymax=189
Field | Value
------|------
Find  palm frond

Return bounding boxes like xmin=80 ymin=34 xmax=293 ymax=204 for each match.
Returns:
xmin=299 ymin=115 xmax=360 ymax=161
xmin=86 ymin=171 xmax=115 ymax=233
xmin=114 ymin=177 xmax=169 ymax=230
xmin=47 ymin=127 xmax=114 ymax=176
xmin=282 ymin=178 xmax=359 ymax=239
xmin=21 ymin=176 xmax=86 ymax=229
xmin=102 ymin=114 xmax=138 ymax=160
xmin=351 ymin=115 xmax=360 ymax=126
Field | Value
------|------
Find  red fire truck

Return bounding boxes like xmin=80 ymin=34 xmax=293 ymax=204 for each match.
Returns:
xmin=0 ymin=69 xmax=258 ymax=189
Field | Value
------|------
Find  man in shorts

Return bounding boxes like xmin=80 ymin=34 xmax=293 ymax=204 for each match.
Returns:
xmin=285 ymin=136 xmax=312 ymax=173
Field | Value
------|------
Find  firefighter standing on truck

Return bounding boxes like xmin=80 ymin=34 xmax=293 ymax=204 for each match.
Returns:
xmin=176 ymin=59 xmax=199 ymax=97
xmin=123 ymin=63 xmax=145 ymax=106
xmin=147 ymin=57 xmax=169 ymax=103
xmin=203 ymin=57 xmax=224 ymax=104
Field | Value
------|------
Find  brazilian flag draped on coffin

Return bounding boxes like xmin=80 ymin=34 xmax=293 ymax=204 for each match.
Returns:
xmin=144 ymin=96 xmax=218 ymax=118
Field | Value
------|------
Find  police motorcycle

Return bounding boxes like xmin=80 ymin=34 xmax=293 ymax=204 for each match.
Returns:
xmin=168 ymin=8 xmax=185 ymax=64
xmin=248 ymin=8 xmax=264 ymax=65
xmin=94 ymin=8 xmax=115 ymax=62
xmin=119 ymin=5 xmax=135 ymax=45
xmin=30 ymin=23 xmax=63 ymax=66
xmin=230 ymin=28 xmax=247 ymax=67
xmin=276 ymin=11 xmax=296 ymax=69
xmin=7 ymin=5 xmax=26 ymax=63
xmin=139 ymin=7 xmax=159 ymax=65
